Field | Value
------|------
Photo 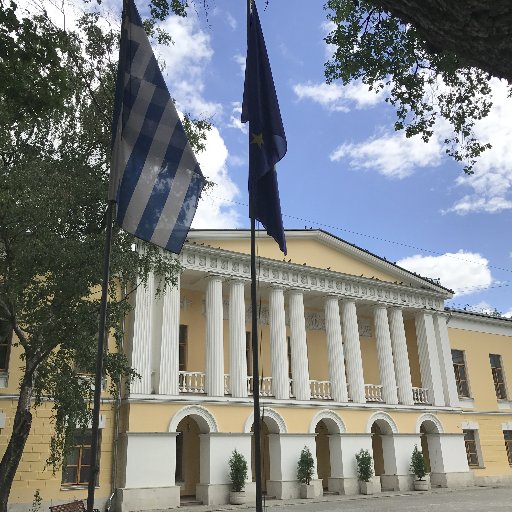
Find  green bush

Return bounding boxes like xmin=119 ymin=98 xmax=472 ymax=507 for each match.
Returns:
xmin=229 ymin=449 xmax=248 ymax=492
xmin=355 ymin=449 xmax=374 ymax=482
xmin=297 ymin=446 xmax=315 ymax=485
xmin=410 ymin=445 xmax=427 ymax=480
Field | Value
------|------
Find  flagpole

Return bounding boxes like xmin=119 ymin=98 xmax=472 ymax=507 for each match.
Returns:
xmin=247 ymin=0 xmax=263 ymax=508
xmin=87 ymin=199 xmax=115 ymax=512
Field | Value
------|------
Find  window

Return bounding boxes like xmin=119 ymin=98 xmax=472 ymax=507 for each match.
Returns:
xmin=504 ymin=431 xmax=512 ymax=465
xmin=463 ymin=429 xmax=479 ymax=467
xmin=245 ymin=331 xmax=252 ymax=376
xmin=490 ymin=354 xmax=507 ymax=400
xmin=452 ymin=349 xmax=470 ymax=398
xmin=0 ymin=320 xmax=12 ymax=372
xmin=62 ymin=430 xmax=100 ymax=486
xmin=179 ymin=325 xmax=188 ymax=371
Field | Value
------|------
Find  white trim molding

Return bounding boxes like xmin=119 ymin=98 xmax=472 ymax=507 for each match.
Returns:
xmin=243 ymin=407 xmax=287 ymax=434
xmin=366 ymin=411 xmax=399 ymax=434
xmin=168 ymin=405 xmax=218 ymax=433
xmin=308 ymin=409 xmax=347 ymax=434
xmin=502 ymin=421 xmax=512 ymax=431
xmin=416 ymin=413 xmax=444 ymax=434
xmin=461 ymin=420 xmax=479 ymax=430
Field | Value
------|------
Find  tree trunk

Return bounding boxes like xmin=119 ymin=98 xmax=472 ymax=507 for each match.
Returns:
xmin=0 ymin=372 xmax=34 ymax=512
xmin=373 ymin=0 xmax=512 ymax=82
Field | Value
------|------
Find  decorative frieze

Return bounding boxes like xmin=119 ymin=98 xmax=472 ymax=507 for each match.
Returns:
xmin=182 ymin=245 xmax=446 ymax=310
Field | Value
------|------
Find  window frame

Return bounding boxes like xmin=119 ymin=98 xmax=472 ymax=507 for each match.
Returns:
xmin=504 ymin=430 xmax=512 ymax=466
xmin=489 ymin=353 xmax=507 ymax=400
xmin=0 ymin=323 xmax=12 ymax=373
xmin=61 ymin=430 xmax=101 ymax=487
xmin=179 ymin=324 xmax=188 ymax=372
xmin=451 ymin=349 xmax=471 ymax=398
xmin=463 ymin=429 xmax=481 ymax=468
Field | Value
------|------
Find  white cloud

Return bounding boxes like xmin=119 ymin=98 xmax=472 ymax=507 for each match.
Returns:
xmin=293 ymin=81 xmax=386 ymax=112
xmin=234 ymin=53 xmax=246 ymax=76
xmin=155 ymin=12 xmax=221 ymax=118
xmin=444 ymin=79 xmax=512 ymax=215
xmin=503 ymin=309 xmax=512 ymax=319
xmin=193 ymin=126 xmax=240 ymax=229
xmin=226 ymin=12 xmax=237 ymax=30
xmin=330 ymin=131 xmax=443 ymax=179
xmin=397 ymin=251 xmax=493 ymax=297
xmin=227 ymin=102 xmax=247 ymax=133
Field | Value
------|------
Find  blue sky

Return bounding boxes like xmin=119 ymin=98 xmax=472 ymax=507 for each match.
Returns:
xmin=45 ymin=0 xmax=512 ymax=316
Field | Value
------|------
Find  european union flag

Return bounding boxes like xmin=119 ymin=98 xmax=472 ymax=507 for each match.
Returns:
xmin=109 ymin=0 xmax=205 ymax=253
xmin=241 ymin=0 xmax=287 ymax=255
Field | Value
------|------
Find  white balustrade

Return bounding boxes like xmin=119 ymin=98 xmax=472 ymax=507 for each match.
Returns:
xmin=365 ymin=384 xmax=384 ymax=402
xmin=412 ymin=387 xmax=430 ymax=404
xmin=178 ymin=371 xmax=205 ymax=394
xmin=310 ymin=380 xmax=332 ymax=400
xmin=224 ymin=374 xmax=231 ymax=395
xmin=247 ymin=376 xmax=273 ymax=397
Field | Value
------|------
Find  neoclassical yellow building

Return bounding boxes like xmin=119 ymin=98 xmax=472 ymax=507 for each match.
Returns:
xmin=2 ymin=229 xmax=512 ymax=511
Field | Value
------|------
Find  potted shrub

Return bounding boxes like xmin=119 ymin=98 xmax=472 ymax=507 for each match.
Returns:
xmin=229 ymin=449 xmax=248 ymax=504
xmin=297 ymin=446 xmax=315 ymax=498
xmin=355 ymin=448 xmax=375 ymax=494
xmin=410 ymin=445 xmax=429 ymax=491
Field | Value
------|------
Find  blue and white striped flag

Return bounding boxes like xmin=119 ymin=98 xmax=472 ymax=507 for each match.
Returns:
xmin=109 ymin=0 xmax=205 ymax=253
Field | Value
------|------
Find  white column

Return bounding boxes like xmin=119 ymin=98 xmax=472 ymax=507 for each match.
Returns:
xmin=288 ymin=290 xmax=310 ymax=400
xmin=415 ymin=311 xmax=445 ymax=406
xmin=131 ymin=273 xmax=154 ymax=394
xmin=324 ymin=296 xmax=348 ymax=402
xmin=229 ymin=280 xmax=248 ymax=398
xmin=205 ymin=275 xmax=224 ymax=397
xmin=269 ymin=286 xmax=289 ymax=399
xmin=159 ymin=273 xmax=180 ymax=395
xmin=374 ymin=306 xmax=399 ymax=404
xmin=388 ymin=307 xmax=414 ymax=406
xmin=433 ymin=313 xmax=460 ymax=407
xmin=341 ymin=300 xmax=365 ymax=403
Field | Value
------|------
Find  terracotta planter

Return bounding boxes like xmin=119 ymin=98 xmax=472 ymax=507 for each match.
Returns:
xmin=413 ymin=479 xmax=429 ymax=491
xmin=230 ymin=491 xmax=246 ymax=505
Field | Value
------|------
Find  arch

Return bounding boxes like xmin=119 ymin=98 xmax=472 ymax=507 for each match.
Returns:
xmin=308 ymin=410 xmax=347 ymax=434
xmin=243 ymin=407 xmax=287 ymax=434
xmin=416 ymin=413 xmax=444 ymax=434
xmin=169 ymin=405 xmax=218 ymax=434
xmin=366 ymin=411 xmax=398 ymax=434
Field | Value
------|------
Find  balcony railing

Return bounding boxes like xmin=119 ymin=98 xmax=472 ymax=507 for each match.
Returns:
xmin=178 ymin=371 xmax=205 ymax=394
xmin=310 ymin=380 xmax=332 ymax=400
xmin=412 ymin=386 xmax=430 ymax=404
xmin=365 ymin=383 xmax=384 ymax=402
xmin=247 ymin=375 xmax=273 ymax=397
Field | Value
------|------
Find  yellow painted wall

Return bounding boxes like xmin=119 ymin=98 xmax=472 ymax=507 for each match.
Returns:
xmin=404 ymin=318 xmax=422 ymax=388
xmin=306 ymin=322 xmax=328 ymax=381
xmin=0 ymin=399 xmax=114 ymax=506
xmin=448 ymin=326 xmax=512 ymax=410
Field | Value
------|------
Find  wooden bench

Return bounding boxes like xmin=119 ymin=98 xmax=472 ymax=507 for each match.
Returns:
xmin=49 ymin=501 xmax=99 ymax=512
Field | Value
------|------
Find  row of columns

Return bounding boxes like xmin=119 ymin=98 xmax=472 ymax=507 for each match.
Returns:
xmin=130 ymin=273 xmax=458 ymax=407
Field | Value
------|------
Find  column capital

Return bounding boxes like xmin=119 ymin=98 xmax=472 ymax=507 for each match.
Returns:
xmin=287 ymin=288 xmax=304 ymax=297
xmin=205 ymin=273 xmax=224 ymax=282
xmin=324 ymin=294 xmax=340 ymax=302
xmin=270 ymin=284 xmax=285 ymax=292
xmin=228 ymin=277 xmax=249 ymax=286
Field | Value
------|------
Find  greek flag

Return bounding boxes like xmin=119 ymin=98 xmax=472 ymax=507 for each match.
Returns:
xmin=109 ymin=0 xmax=205 ymax=253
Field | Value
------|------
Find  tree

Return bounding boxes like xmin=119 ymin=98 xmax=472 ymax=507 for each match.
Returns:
xmin=0 ymin=2 xmax=210 ymax=510
xmin=324 ymin=0 xmax=511 ymax=173
xmin=296 ymin=446 xmax=315 ymax=485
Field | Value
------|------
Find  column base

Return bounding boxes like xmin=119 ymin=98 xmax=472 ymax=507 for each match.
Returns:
xmin=380 ymin=474 xmax=415 ymax=491
xmin=115 ymin=486 xmax=180 ymax=512
xmin=196 ymin=482 xmax=256 ymax=505
xmin=430 ymin=472 xmax=474 ymax=488
xmin=328 ymin=477 xmax=359 ymax=495
xmin=266 ymin=480 xmax=300 ymax=499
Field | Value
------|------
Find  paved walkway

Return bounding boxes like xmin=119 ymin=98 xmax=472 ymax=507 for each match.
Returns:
xmin=175 ymin=486 xmax=512 ymax=512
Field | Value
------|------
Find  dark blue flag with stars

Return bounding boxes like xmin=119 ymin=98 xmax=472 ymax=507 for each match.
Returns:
xmin=241 ymin=0 xmax=287 ymax=255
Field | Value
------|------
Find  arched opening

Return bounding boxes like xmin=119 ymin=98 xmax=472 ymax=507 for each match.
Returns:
xmin=418 ymin=416 xmax=442 ymax=476
xmin=315 ymin=421 xmax=331 ymax=490
xmin=371 ymin=422 xmax=385 ymax=477
xmin=176 ymin=416 xmax=201 ymax=499
xmin=420 ymin=424 xmax=431 ymax=472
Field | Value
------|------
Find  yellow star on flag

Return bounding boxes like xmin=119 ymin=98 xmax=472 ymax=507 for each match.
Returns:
xmin=250 ymin=132 xmax=264 ymax=147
